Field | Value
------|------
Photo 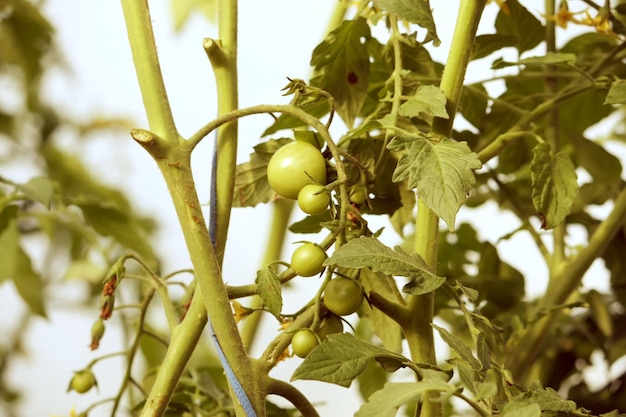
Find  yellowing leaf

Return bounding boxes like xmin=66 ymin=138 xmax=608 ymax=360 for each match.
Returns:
xmin=605 ymin=79 xmax=626 ymax=104
xmin=255 ymin=266 xmax=282 ymax=320
xmin=310 ymin=18 xmax=371 ymax=127
xmin=13 ymin=247 xmax=47 ymax=318
xmin=530 ymin=142 xmax=578 ymax=229
xmin=0 ymin=205 xmax=19 ymax=284
xmin=355 ymin=381 xmax=455 ymax=417
xmin=388 ymin=134 xmax=482 ymax=230
xmin=399 ymin=85 xmax=448 ymax=119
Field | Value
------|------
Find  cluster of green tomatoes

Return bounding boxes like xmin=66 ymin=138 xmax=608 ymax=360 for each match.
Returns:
xmin=266 ymin=139 xmax=366 ymax=358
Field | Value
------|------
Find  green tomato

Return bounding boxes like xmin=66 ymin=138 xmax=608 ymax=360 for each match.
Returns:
xmin=298 ymin=184 xmax=330 ymax=215
xmin=290 ymin=243 xmax=327 ymax=277
xmin=317 ymin=314 xmax=343 ymax=340
xmin=292 ymin=329 xmax=319 ymax=358
xmin=69 ymin=369 xmax=96 ymax=394
xmin=349 ymin=185 xmax=368 ymax=205
xmin=323 ymin=277 xmax=363 ymax=316
xmin=267 ymin=141 xmax=327 ymax=199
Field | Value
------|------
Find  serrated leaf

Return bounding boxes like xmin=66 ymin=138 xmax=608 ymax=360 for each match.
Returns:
xmin=503 ymin=403 xmax=541 ymax=417
xmin=432 ymin=324 xmax=481 ymax=370
xmin=574 ymin=136 xmax=623 ymax=184
xmin=388 ymin=135 xmax=482 ymax=230
xmin=255 ymin=267 xmax=282 ymax=320
xmin=495 ymin=0 xmax=544 ymax=54
xmin=355 ymin=381 xmax=455 ymax=417
xmin=399 ymin=85 xmax=448 ymax=119
xmin=233 ymin=138 xmax=293 ymax=207
xmin=323 ymin=237 xmax=443 ymax=288
xmin=507 ymin=386 xmax=576 ymax=413
xmin=474 ymin=381 xmax=497 ymax=401
xmin=373 ymin=0 xmax=440 ymax=46
xmin=491 ymin=52 xmax=576 ymax=69
xmin=292 ymin=333 xmax=408 ymax=387
xmin=288 ymin=212 xmax=333 ymax=234
xmin=530 ymin=143 xmax=578 ymax=229
xmin=0 ymin=205 xmax=19 ymax=283
xmin=360 ymin=269 xmax=404 ymax=353
xmin=17 ymin=176 xmax=55 ymax=208
xmin=471 ymin=34 xmax=517 ymax=60
xmin=605 ymin=79 xmax=626 ymax=104
xmin=310 ymin=18 xmax=371 ymax=127
xmin=13 ymin=247 xmax=47 ymax=317
xmin=77 ymin=202 xmax=156 ymax=263
xmin=459 ymin=84 xmax=488 ymax=129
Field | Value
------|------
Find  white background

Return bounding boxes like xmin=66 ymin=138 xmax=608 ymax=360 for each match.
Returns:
xmin=1 ymin=1 xmax=624 ymax=416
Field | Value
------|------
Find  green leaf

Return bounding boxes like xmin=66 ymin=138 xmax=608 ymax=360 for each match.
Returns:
xmin=288 ymin=212 xmax=333 ymax=234
xmin=262 ymin=101 xmax=330 ymax=136
xmin=432 ymin=324 xmax=481 ymax=370
xmin=604 ymin=79 xmax=626 ymax=104
xmin=310 ymin=18 xmax=371 ymax=127
xmin=459 ymin=84 xmax=488 ymax=129
xmin=323 ymin=237 xmax=444 ymax=289
xmin=232 ymin=138 xmax=292 ymax=207
xmin=355 ymin=381 xmax=455 ymax=417
xmin=255 ymin=266 xmax=282 ymax=320
xmin=388 ymin=135 xmax=482 ymax=230
xmin=573 ymin=136 xmax=622 ymax=184
xmin=495 ymin=0 xmax=544 ymax=54
xmin=77 ymin=201 xmax=156 ymax=263
xmin=373 ymin=0 xmax=440 ymax=46
xmin=399 ymin=85 xmax=448 ymax=119
xmin=0 ymin=205 xmax=19 ymax=284
xmin=502 ymin=403 xmax=541 ymax=417
xmin=506 ymin=386 xmax=576 ymax=413
xmin=471 ymin=34 xmax=517 ymax=61
xmin=292 ymin=333 xmax=408 ymax=387
xmin=491 ymin=52 xmax=577 ymax=69
xmin=359 ymin=269 xmax=404 ymax=353
xmin=13 ymin=247 xmax=47 ymax=317
xmin=16 ymin=176 xmax=55 ymax=208
xmin=530 ymin=143 xmax=578 ymax=229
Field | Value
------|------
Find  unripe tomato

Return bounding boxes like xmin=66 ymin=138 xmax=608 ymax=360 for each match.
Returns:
xmin=317 ymin=314 xmax=343 ymax=340
xmin=349 ymin=185 xmax=368 ymax=205
xmin=292 ymin=329 xmax=319 ymax=358
xmin=68 ymin=369 xmax=97 ymax=394
xmin=298 ymin=184 xmax=330 ymax=215
xmin=291 ymin=243 xmax=327 ymax=277
xmin=323 ymin=277 xmax=363 ymax=316
xmin=267 ymin=141 xmax=327 ymax=199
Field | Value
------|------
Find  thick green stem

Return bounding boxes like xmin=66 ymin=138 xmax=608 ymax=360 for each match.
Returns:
xmin=205 ymin=0 xmax=239 ymax=265
xmin=404 ymin=2 xmax=486 ymax=417
xmin=120 ymin=0 xmax=177 ymax=139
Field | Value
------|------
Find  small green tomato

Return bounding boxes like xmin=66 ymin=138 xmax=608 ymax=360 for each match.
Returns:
xmin=323 ymin=277 xmax=363 ymax=316
xmin=290 ymin=243 xmax=327 ymax=277
xmin=298 ymin=184 xmax=330 ymax=215
xmin=292 ymin=329 xmax=319 ymax=358
xmin=68 ymin=369 xmax=97 ymax=394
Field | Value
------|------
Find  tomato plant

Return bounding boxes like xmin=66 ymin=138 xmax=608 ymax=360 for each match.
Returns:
xmin=298 ymin=184 xmax=330 ymax=215
xmin=266 ymin=140 xmax=327 ymax=199
xmin=323 ymin=277 xmax=363 ymax=316
xmin=290 ymin=243 xmax=327 ymax=277
xmin=6 ymin=0 xmax=626 ymax=416
xmin=291 ymin=329 xmax=319 ymax=358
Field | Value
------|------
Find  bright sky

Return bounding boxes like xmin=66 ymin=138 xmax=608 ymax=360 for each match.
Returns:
xmin=4 ymin=1 xmax=623 ymax=416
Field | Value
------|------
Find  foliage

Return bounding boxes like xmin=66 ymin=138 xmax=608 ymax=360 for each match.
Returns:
xmin=2 ymin=0 xmax=626 ymax=417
